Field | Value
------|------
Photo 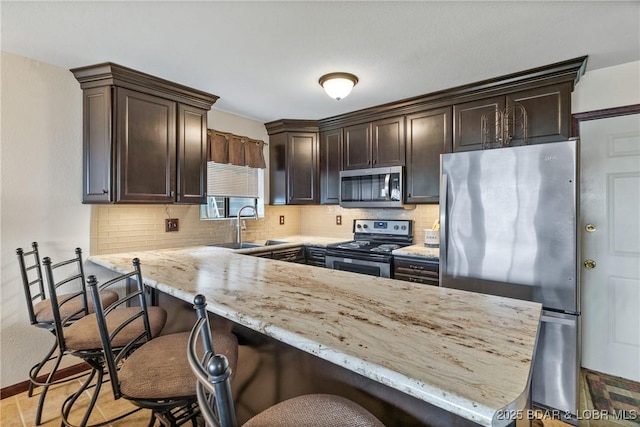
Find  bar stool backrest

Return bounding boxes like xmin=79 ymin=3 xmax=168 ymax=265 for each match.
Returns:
xmin=42 ymin=248 xmax=90 ymax=351
xmin=86 ymin=258 xmax=154 ymax=400
xmin=188 ymin=294 xmax=237 ymax=427
xmin=16 ymin=242 xmax=47 ymax=326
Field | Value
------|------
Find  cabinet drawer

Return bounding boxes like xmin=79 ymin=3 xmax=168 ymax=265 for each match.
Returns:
xmin=272 ymin=247 xmax=306 ymax=263
xmin=393 ymin=272 xmax=439 ymax=286
xmin=393 ymin=256 xmax=439 ymax=285
xmin=394 ymin=258 xmax=439 ymax=274
xmin=306 ymin=247 xmax=326 ymax=267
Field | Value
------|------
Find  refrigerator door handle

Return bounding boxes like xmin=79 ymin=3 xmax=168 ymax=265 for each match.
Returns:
xmin=439 ymin=174 xmax=448 ymax=277
xmin=541 ymin=313 xmax=577 ymax=326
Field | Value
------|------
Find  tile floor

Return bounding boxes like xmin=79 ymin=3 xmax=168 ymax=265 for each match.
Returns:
xmin=0 ymin=368 xmax=631 ymax=427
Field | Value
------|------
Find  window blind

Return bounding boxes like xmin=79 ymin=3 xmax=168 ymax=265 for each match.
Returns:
xmin=207 ymin=162 xmax=259 ymax=198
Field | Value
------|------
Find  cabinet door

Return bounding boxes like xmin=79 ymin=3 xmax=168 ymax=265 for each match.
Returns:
xmin=343 ymin=123 xmax=371 ymax=170
xmin=453 ymin=96 xmax=505 ymax=152
xmin=319 ymin=129 xmax=342 ymax=204
xmin=82 ymin=86 xmax=113 ymax=203
xmin=372 ymin=116 xmax=405 ymax=167
xmin=506 ymin=82 xmax=571 ymax=145
xmin=406 ymin=107 xmax=452 ymax=203
xmin=116 ymin=88 xmax=176 ymax=202
xmin=287 ymin=132 xmax=318 ymax=204
xmin=269 ymin=133 xmax=287 ymax=205
xmin=176 ymin=104 xmax=207 ymax=204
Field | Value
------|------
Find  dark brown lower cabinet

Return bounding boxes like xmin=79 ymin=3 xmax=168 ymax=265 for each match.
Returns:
xmin=405 ymin=107 xmax=452 ymax=204
xmin=393 ymin=256 xmax=439 ymax=286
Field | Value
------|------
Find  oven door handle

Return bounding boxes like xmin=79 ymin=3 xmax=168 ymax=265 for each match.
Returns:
xmin=384 ymin=173 xmax=391 ymax=200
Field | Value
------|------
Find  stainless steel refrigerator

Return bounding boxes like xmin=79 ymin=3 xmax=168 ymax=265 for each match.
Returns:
xmin=439 ymin=140 xmax=580 ymax=423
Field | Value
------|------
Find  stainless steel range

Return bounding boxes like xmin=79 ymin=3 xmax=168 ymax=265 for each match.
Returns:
xmin=325 ymin=219 xmax=413 ymax=278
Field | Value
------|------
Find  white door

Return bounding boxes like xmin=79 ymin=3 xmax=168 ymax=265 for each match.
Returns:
xmin=580 ymin=113 xmax=640 ymax=381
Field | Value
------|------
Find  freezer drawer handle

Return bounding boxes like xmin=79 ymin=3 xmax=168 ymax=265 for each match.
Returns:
xmin=540 ymin=315 xmax=577 ymax=326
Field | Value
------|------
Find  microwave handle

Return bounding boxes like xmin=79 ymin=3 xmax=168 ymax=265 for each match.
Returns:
xmin=384 ymin=173 xmax=391 ymax=200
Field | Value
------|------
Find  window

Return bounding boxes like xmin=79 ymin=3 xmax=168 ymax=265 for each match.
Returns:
xmin=201 ymin=196 xmax=258 ymax=219
xmin=200 ymin=162 xmax=264 ymax=220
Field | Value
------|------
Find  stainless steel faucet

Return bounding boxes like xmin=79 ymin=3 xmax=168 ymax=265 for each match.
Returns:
xmin=236 ymin=205 xmax=258 ymax=245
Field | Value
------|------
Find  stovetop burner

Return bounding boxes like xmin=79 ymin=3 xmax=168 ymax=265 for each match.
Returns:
xmin=336 ymin=240 xmax=371 ymax=250
xmin=326 ymin=219 xmax=413 ymax=256
xmin=371 ymin=243 xmax=401 ymax=253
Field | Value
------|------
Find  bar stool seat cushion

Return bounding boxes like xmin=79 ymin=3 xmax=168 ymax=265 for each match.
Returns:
xmin=64 ymin=306 xmax=167 ymax=351
xmin=119 ymin=330 xmax=238 ymax=400
xmin=33 ymin=290 xmax=119 ymax=324
xmin=243 ymin=394 xmax=385 ymax=427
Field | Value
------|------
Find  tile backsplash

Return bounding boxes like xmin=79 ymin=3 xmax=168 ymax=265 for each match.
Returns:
xmin=91 ymin=205 xmax=300 ymax=255
xmin=91 ymin=203 xmax=437 ymax=255
xmin=298 ymin=205 xmax=439 ymax=242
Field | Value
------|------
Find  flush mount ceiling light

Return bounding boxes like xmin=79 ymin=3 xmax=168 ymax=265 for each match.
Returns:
xmin=318 ymin=72 xmax=359 ymax=101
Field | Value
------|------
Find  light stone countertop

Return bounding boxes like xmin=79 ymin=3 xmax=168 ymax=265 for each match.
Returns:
xmin=88 ymin=246 xmax=540 ymax=427
xmin=392 ymin=244 xmax=440 ymax=260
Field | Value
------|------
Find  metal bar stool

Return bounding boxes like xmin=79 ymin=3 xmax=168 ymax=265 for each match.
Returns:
xmin=43 ymin=256 xmax=168 ymax=427
xmin=16 ymin=243 xmax=118 ymax=425
xmin=188 ymin=294 xmax=385 ymax=427
xmin=85 ymin=263 xmax=239 ymax=427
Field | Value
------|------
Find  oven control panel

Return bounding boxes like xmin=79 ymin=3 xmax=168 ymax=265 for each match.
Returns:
xmin=353 ymin=219 xmax=412 ymax=237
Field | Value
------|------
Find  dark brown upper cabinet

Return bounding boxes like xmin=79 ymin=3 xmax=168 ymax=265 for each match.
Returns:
xmin=453 ymin=82 xmax=573 ymax=152
xmin=343 ymin=117 xmax=405 ymax=170
xmin=269 ymin=57 xmax=587 ymax=204
xmin=72 ymin=62 xmax=217 ymax=204
xmin=319 ymin=128 xmax=342 ymax=205
xmin=453 ymin=96 xmax=505 ymax=152
xmin=343 ymin=123 xmax=371 ymax=169
xmin=405 ymin=107 xmax=452 ymax=204
xmin=265 ymin=120 xmax=319 ymax=205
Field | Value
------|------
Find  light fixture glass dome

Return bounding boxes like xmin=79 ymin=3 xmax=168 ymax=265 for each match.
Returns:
xmin=318 ymin=72 xmax=359 ymax=101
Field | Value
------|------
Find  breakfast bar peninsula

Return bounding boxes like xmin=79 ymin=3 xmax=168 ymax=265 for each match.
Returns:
xmin=88 ymin=244 xmax=541 ymax=427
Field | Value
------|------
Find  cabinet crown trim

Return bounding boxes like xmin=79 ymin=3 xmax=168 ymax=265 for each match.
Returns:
xmin=265 ymin=119 xmax=319 ymax=135
xmin=71 ymin=62 xmax=219 ymax=110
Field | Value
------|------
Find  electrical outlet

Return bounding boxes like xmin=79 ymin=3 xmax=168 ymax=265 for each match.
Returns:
xmin=165 ymin=218 xmax=179 ymax=232
xmin=279 ymin=215 xmax=285 ymax=225
xmin=336 ymin=215 xmax=342 ymax=225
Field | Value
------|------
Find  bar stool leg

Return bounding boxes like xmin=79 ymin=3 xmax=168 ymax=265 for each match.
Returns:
xmin=32 ymin=345 xmax=64 ymax=425
xmin=28 ymin=340 xmax=58 ymax=397
xmin=61 ymin=366 xmax=99 ymax=427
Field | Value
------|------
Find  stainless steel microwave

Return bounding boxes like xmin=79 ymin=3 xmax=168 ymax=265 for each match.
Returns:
xmin=339 ymin=166 xmax=414 ymax=208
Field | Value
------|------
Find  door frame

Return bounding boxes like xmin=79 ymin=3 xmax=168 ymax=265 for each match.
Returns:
xmin=572 ymin=103 xmax=640 ymax=380
xmin=572 ymin=104 xmax=640 ymax=136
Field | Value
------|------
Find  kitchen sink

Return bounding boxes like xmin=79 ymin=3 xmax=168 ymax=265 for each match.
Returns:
xmin=208 ymin=242 xmax=263 ymax=250
xmin=265 ymin=240 xmax=289 ymax=246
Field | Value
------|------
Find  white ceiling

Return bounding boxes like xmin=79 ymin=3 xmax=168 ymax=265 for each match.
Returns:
xmin=2 ymin=1 xmax=639 ymax=123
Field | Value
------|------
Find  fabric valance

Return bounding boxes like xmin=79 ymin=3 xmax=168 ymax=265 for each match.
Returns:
xmin=207 ymin=129 xmax=267 ymax=169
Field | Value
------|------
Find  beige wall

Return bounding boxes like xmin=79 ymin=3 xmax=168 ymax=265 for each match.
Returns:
xmin=572 ymin=60 xmax=640 ymax=113
xmin=1 ymin=52 xmax=92 ymax=389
